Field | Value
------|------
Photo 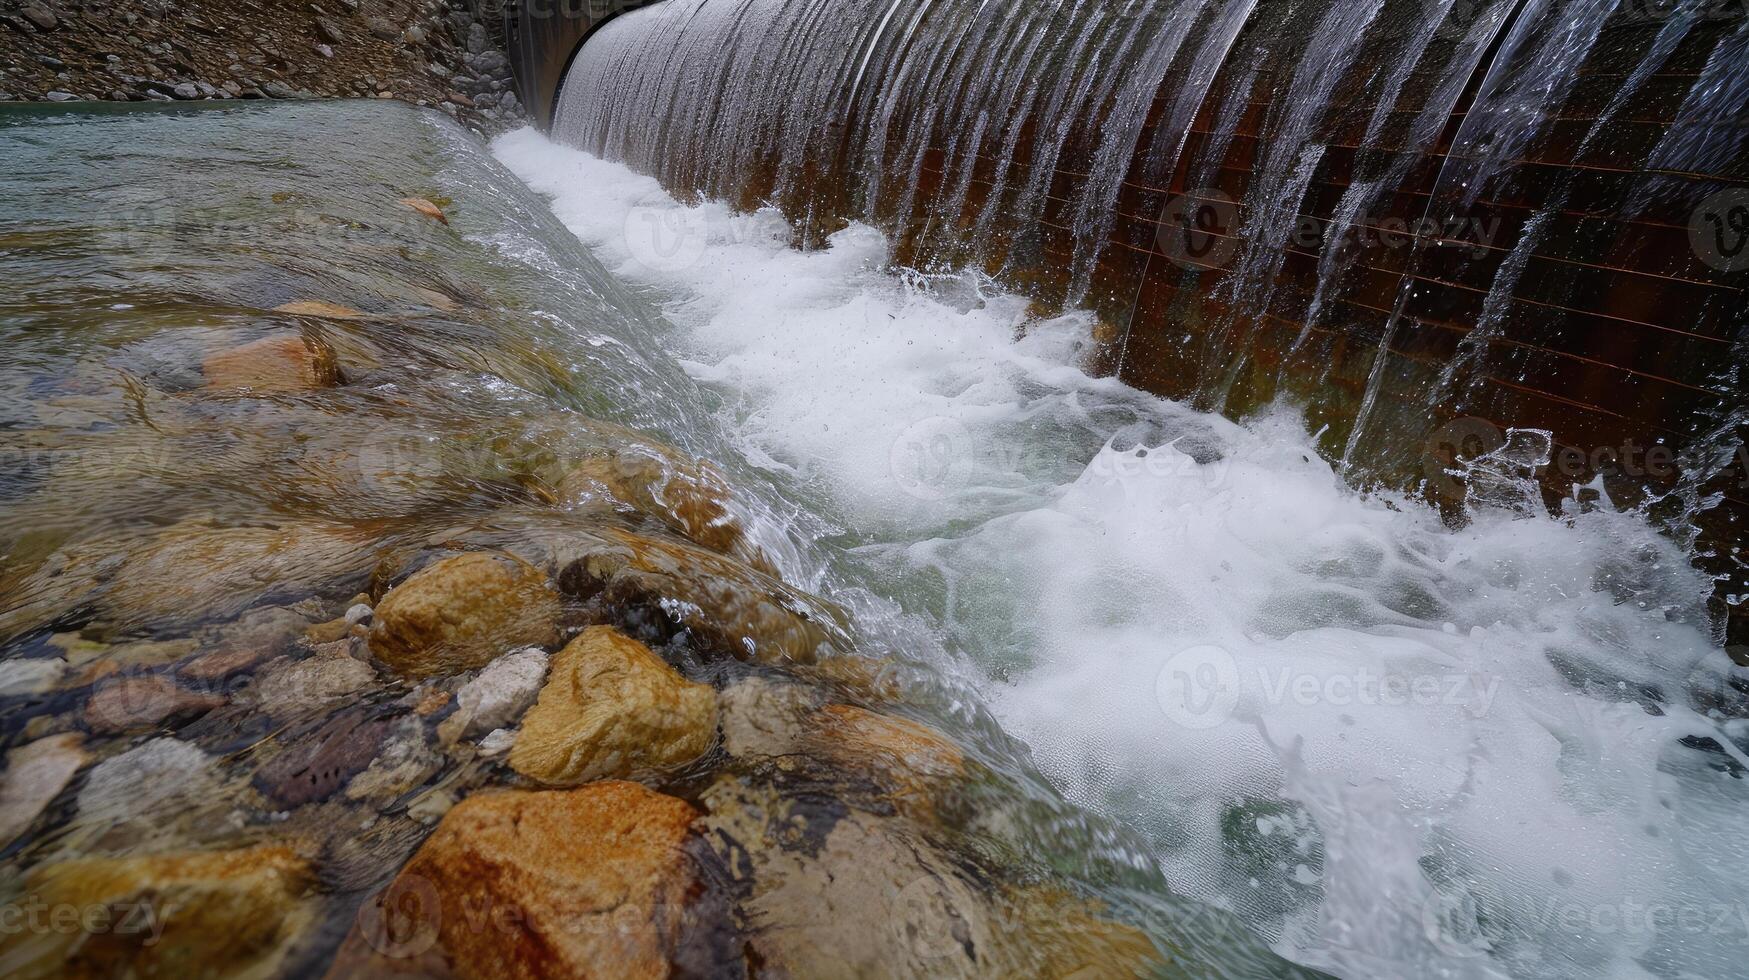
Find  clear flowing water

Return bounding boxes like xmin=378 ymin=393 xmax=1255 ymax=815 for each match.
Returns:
xmin=496 ymin=129 xmax=1749 ymax=979
xmin=0 ymin=101 xmax=1317 ymax=978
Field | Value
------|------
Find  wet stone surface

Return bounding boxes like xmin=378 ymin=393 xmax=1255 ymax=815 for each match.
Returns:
xmin=0 ymin=100 xmax=1304 ymax=978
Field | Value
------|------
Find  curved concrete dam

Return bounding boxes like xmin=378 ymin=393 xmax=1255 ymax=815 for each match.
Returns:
xmin=507 ymin=0 xmax=1749 ymax=644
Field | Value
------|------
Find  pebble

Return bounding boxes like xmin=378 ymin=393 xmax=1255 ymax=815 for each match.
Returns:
xmin=21 ymin=5 xmax=57 ymax=32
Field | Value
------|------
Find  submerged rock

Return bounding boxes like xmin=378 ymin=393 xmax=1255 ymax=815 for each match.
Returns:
xmin=559 ymin=529 xmax=844 ymax=666
xmin=251 ymin=646 xmax=377 ymax=716
xmin=0 ymin=843 xmax=316 ymax=979
xmin=77 ymin=736 xmax=219 ymax=830
xmin=273 ymin=300 xmax=365 ymax=320
xmin=807 ymin=703 xmax=966 ymax=817
xmin=253 ymin=709 xmax=391 ymax=809
xmin=698 ymin=778 xmax=1162 ymax=978
xmin=179 ymin=605 xmax=314 ymax=682
xmin=202 ymin=332 xmax=343 ymax=392
xmin=2 ymin=520 xmax=370 ymax=643
xmin=370 ymin=553 xmax=561 ymax=678
xmin=330 ymin=782 xmax=703 ymax=980
xmin=508 ymin=626 xmax=715 ymax=786
xmin=0 ymin=733 xmax=86 ymax=848
xmin=435 ymin=645 xmax=548 ymax=744
xmin=84 ymin=673 xmax=227 ymax=734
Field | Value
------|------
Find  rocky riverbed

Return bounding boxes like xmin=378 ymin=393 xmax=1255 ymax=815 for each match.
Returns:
xmin=0 ymin=100 xmax=1311 ymax=977
xmin=0 ymin=0 xmax=524 ymax=134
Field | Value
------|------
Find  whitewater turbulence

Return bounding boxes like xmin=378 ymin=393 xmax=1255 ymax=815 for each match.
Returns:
xmin=496 ymin=130 xmax=1749 ymax=980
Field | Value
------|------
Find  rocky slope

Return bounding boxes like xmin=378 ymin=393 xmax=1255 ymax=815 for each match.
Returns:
xmin=0 ymin=0 xmax=524 ymax=134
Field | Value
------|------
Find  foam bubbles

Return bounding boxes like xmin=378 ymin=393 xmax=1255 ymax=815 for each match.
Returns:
xmin=496 ymin=129 xmax=1749 ymax=980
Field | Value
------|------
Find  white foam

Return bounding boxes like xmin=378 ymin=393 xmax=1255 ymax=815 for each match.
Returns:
xmin=495 ymin=129 xmax=1749 ymax=979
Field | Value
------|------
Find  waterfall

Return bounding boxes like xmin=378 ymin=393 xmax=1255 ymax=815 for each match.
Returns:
xmin=552 ymin=0 xmax=1749 ymax=652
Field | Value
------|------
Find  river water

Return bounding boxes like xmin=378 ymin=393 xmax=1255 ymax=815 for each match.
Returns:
xmin=0 ymin=99 xmax=1744 ymax=979
xmin=496 ymin=129 xmax=1749 ymax=980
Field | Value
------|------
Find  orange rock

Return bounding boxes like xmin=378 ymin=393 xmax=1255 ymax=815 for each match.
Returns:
xmin=398 ymin=197 xmax=448 ymax=224
xmin=508 ymin=627 xmax=716 ymax=785
xmin=273 ymin=300 xmax=364 ymax=319
xmin=203 ymin=333 xmax=342 ymax=392
xmin=370 ymin=553 xmax=561 ymax=677
xmin=1 ymin=843 xmax=316 ymax=980
xmin=809 ymin=703 xmax=965 ymax=795
xmin=333 ymin=782 xmax=699 ymax=980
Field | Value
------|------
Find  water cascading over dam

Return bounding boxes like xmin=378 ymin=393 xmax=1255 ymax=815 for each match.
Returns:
xmin=517 ymin=0 xmax=1749 ymax=642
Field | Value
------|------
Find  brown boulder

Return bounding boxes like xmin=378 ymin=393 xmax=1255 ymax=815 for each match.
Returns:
xmin=331 ymin=782 xmax=700 ymax=980
xmin=509 ymin=626 xmax=716 ymax=785
xmin=0 ymin=844 xmax=316 ymax=980
xmin=203 ymin=332 xmax=342 ymax=391
xmin=560 ymin=529 xmax=845 ymax=666
xmin=370 ymin=553 xmax=561 ymax=678
xmin=552 ymin=445 xmax=766 ymax=568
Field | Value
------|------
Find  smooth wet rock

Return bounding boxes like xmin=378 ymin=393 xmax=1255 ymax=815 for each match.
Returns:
xmin=19 ymin=5 xmax=56 ymax=31
xmin=435 ymin=645 xmax=547 ymax=744
xmin=0 ymin=843 xmax=315 ymax=979
xmin=77 ymin=737 xmax=218 ymax=829
xmin=253 ymin=709 xmax=391 ymax=809
xmin=110 ymin=521 xmax=364 ymax=633
xmin=251 ymin=647 xmax=376 ymax=715
xmin=330 ymin=782 xmax=702 ymax=980
xmin=202 ymin=332 xmax=342 ymax=392
xmin=508 ymin=627 xmax=715 ymax=786
xmin=0 ymin=520 xmax=369 ymax=644
xmin=809 ymin=703 xmax=965 ymax=816
xmin=718 ymin=675 xmax=818 ymax=759
xmin=0 ymin=658 xmax=67 ymax=697
xmin=180 ymin=606 xmax=312 ymax=682
xmin=0 ymin=734 xmax=86 ymax=848
xmin=345 ymin=717 xmax=442 ymax=803
xmin=560 ymin=529 xmax=843 ymax=666
xmin=555 ymin=447 xmax=756 ymax=562
xmin=84 ymin=673 xmax=227 ymax=733
xmin=698 ymin=778 xmax=1161 ymax=977
xmin=370 ymin=553 xmax=561 ymax=678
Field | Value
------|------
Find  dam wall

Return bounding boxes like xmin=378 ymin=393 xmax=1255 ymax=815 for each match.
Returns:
xmin=506 ymin=0 xmax=1749 ymax=644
